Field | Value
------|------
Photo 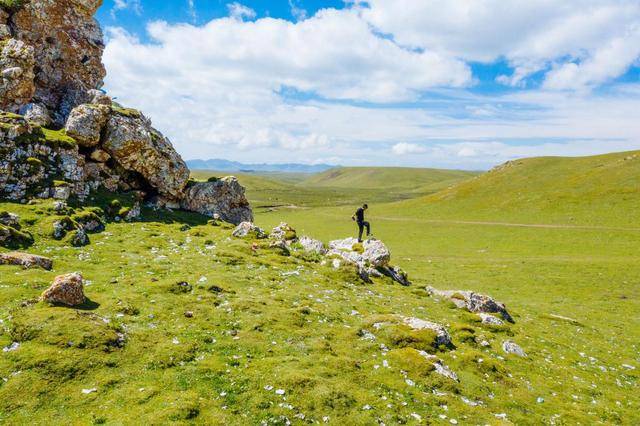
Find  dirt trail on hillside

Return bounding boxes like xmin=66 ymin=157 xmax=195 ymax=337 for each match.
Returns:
xmin=318 ymin=212 xmax=640 ymax=232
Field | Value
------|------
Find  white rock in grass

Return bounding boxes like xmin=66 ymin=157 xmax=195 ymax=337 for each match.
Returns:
xmin=502 ymin=340 xmax=527 ymax=357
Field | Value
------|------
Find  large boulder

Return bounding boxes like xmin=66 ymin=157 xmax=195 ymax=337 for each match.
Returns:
xmin=0 ymin=251 xmax=53 ymax=270
xmin=41 ymin=272 xmax=86 ymax=306
xmin=64 ymin=103 xmax=110 ymax=147
xmin=426 ymin=287 xmax=514 ymax=323
xmin=102 ymin=112 xmax=190 ymax=200
xmin=181 ymin=177 xmax=253 ymax=224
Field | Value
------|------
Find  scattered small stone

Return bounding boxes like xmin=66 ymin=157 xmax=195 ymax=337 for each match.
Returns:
xmin=184 ymin=311 xmax=194 ymax=318
xmin=2 ymin=342 xmax=20 ymax=352
xmin=502 ymin=340 xmax=527 ymax=357
xmin=275 ymin=389 xmax=285 ymax=395
xmin=82 ymin=388 xmax=97 ymax=394
xmin=479 ymin=313 xmax=504 ymax=325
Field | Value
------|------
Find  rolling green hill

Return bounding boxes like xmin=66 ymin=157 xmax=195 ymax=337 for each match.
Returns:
xmin=303 ymin=167 xmax=478 ymax=194
xmin=381 ymin=151 xmax=640 ymax=227
xmin=192 ymin=166 xmax=478 ymax=209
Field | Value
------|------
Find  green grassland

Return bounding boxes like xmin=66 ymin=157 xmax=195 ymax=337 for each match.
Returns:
xmin=191 ymin=166 xmax=477 ymax=209
xmin=1 ymin=156 xmax=639 ymax=424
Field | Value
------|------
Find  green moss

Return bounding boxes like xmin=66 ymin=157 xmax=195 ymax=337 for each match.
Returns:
xmin=16 ymin=127 xmax=77 ymax=150
xmin=0 ymin=0 xmax=26 ymax=11
xmin=26 ymin=157 xmax=43 ymax=168
xmin=0 ymin=223 xmax=33 ymax=249
xmin=118 ymin=207 xmax=131 ymax=218
xmin=387 ymin=348 xmax=437 ymax=376
xmin=207 ymin=176 xmax=219 ymax=183
xmin=376 ymin=323 xmax=441 ymax=352
xmin=111 ymin=105 xmax=142 ymax=119
xmin=351 ymin=242 xmax=364 ymax=253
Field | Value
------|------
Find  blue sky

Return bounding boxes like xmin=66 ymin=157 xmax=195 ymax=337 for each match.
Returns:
xmin=96 ymin=0 xmax=640 ymax=169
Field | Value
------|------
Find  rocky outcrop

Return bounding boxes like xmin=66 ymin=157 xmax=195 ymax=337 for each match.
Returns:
xmin=327 ymin=237 xmax=410 ymax=285
xmin=41 ymin=272 xmax=86 ymax=306
xmin=0 ymin=251 xmax=52 ymax=270
xmin=0 ymin=0 xmax=253 ymax=221
xmin=102 ymin=112 xmax=190 ymax=200
xmin=2 ymin=0 xmax=106 ymax=123
xmin=181 ymin=177 xmax=253 ymax=224
xmin=0 ymin=38 xmax=36 ymax=111
xmin=426 ymin=286 xmax=514 ymax=323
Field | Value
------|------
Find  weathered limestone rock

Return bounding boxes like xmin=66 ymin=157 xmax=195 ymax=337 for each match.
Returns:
xmin=64 ymin=103 xmax=110 ymax=147
xmin=41 ymin=272 xmax=86 ymax=306
xmin=417 ymin=350 xmax=459 ymax=381
xmin=327 ymin=237 xmax=408 ymax=285
xmin=102 ymin=112 xmax=189 ymax=200
xmin=328 ymin=238 xmax=390 ymax=268
xmin=299 ymin=236 xmax=327 ymax=255
xmin=502 ymin=340 xmax=527 ymax=357
xmin=401 ymin=317 xmax=452 ymax=347
xmin=0 ymin=38 xmax=36 ymax=111
xmin=19 ymin=102 xmax=51 ymax=127
xmin=270 ymin=222 xmax=297 ymax=242
xmin=9 ymin=0 xmax=106 ymax=122
xmin=479 ymin=313 xmax=504 ymax=326
xmin=426 ymin=286 xmax=514 ymax=323
xmin=180 ymin=177 xmax=253 ymax=224
xmin=232 ymin=222 xmax=266 ymax=239
xmin=0 ymin=251 xmax=53 ymax=270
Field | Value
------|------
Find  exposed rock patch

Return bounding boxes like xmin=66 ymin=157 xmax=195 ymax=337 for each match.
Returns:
xmin=327 ymin=237 xmax=410 ymax=285
xmin=298 ymin=236 xmax=326 ymax=255
xmin=41 ymin=272 xmax=86 ymax=306
xmin=401 ymin=316 xmax=452 ymax=347
xmin=232 ymin=222 xmax=267 ymax=239
xmin=426 ymin=286 xmax=514 ymax=323
xmin=0 ymin=251 xmax=52 ymax=270
xmin=502 ymin=340 xmax=527 ymax=357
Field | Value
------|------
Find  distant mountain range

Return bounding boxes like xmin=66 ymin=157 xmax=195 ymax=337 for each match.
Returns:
xmin=186 ymin=159 xmax=336 ymax=174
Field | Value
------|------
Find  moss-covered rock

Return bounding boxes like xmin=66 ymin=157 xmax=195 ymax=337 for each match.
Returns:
xmin=0 ymin=223 xmax=33 ymax=248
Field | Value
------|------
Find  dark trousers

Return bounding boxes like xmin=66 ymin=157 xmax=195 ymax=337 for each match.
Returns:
xmin=357 ymin=221 xmax=370 ymax=242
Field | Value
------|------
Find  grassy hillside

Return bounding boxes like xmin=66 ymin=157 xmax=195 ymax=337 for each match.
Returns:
xmin=192 ymin=167 xmax=478 ymax=210
xmin=2 ymin=153 xmax=639 ymax=424
xmin=191 ymin=170 xmax=389 ymax=209
xmin=304 ymin=167 xmax=478 ymax=193
xmin=382 ymin=151 xmax=640 ymax=227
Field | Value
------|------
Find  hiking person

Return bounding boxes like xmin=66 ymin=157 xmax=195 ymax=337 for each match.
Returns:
xmin=352 ymin=204 xmax=371 ymax=242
